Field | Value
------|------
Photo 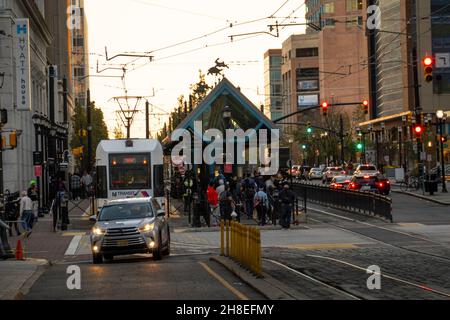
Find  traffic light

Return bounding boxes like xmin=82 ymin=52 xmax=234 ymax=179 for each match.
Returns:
xmin=9 ymin=132 xmax=17 ymax=149
xmin=321 ymin=101 xmax=329 ymax=116
xmin=413 ymin=124 xmax=424 ymax=138
xmin=362 ymin=100 xmax=369 ymax=115
xmin=307 ymin=122 xmax=313 ymax=134
xmin=301 ymin=144 xmax=307 ymax=150
xmin=440 ymin=135 xmax=448 ymax=143
xmin=423 ymin=56 xmax=434 ymax=83
xmin=356 ymin=137 xmax=364 ymax=151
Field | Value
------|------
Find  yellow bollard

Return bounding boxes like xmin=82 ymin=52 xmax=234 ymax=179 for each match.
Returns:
xmin=226 ymin=220 xmax=230 ymax=257
xmin=255 ymin=229 xmax=262 ymax=277
xmin=231 ymin=221 xmax=235 ymax=259
xmin=220 ymin=220 xmax=224 ymax=256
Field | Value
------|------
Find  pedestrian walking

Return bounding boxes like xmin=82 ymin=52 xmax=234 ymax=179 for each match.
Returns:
xmin=243 ymin=174 xmax=256 ymax=219
xmin=6 ymin=198 xmax=20 ymax=237
xmin=70 ymin=172 xmax=82 ymax=200
xmin=207 ymin=182 xmax=219 ymax=225
xmin=219 ymin=185 xmax=234 ymax=221
xmin=81 ymin=171 xmax=93 ymax=199
xmin=27 ymin=180 xmax=39 ymax=222
xmin=20 ymin=191 xmax=34 ymax=237
xmin=279 ymin=184 xmax=295 ymax=229
xmin=254 ymin=187 xmax=269 ymax=226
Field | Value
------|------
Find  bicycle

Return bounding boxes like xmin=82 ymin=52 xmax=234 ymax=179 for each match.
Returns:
xmin=400 ymin=176 xmax=421 ymax=192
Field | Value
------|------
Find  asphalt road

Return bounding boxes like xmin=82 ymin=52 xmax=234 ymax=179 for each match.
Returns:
xmin=390 ymin=192 xmax=450 ymax=224
xmin=25 ymin=254 xmax=265 ymax=300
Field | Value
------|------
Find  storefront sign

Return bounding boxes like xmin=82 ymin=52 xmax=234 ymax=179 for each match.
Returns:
xmin=14 ymin=19 xmax=31 ymax=111
xmin=34 ymin=165 xmax=42 ymax=177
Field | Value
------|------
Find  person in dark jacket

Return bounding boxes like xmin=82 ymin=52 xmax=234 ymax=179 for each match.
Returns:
xmin=279 ymin=184 xmax=295 ymax=229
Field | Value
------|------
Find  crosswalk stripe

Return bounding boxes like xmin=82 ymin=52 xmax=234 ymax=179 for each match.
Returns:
xmin=65 ymin=235 xmax=82 ymax=256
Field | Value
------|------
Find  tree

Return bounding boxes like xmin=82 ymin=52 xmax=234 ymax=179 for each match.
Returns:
xmin=70 ymin=102 xmax=109 ymax=171
xmin=113 ymin=123 xmax=125 ymax=139
xmin=190 ymin=70 xmax=211 ymax=108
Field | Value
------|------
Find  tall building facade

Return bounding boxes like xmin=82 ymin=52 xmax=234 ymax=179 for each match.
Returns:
xmin=306 ymin=0 xmax=369 ymax=115
xmin=0 ymin=0 xmax=76 ymax=207
xmin=281 ymin=33 xmax=320 ymax=135
xmin=0 ymin=0 xmax=52 ymax=193
xmin=70 ymin=0 xmax=89 ymax=109
xmin=359 ymin=0 xmax=450 ymax=168
xmin=263 ymin=49 xmax=282 ymax=120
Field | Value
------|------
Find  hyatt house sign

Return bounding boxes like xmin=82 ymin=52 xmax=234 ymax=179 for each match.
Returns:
xmin=14 ymin=19 xmax=31 ymax=111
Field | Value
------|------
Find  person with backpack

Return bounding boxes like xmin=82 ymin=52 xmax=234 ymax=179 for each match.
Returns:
xmin=243 ymin=174 xmax=256 ymax=219
xmin=219 ymin=184 xmax=234 ymax=221
xmin=279 ymin=184 xmax=296 ymax=229
xmin=254 ymin=187 xmax=269 ymax=226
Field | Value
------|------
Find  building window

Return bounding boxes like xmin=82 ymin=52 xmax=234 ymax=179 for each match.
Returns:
xmin=297 ymin=68 xmax=319 ymax=78
xmin=322 ymin=18 xmax=335 ymax=28
xmin=296 ymin=48 xmax=319 ymax=58
xmin=346 ymin=16 xmax=363 ymax=27
xmin=74 ymin=67 xmax=85 ymax=77
xmin=73 ymin=37 xmax=84 ymax=47
xmin=346 ymin=0 xmax=363 ymax=12
xmin=323 ymin=2 xmax=334 ymax=14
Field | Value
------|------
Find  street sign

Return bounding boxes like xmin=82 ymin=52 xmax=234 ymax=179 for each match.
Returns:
xmin=33 ymin=151 xmax=43 ymax=165
xmin=34 ymin=165 xmax=42 ymax=177
xmin=59 ymin=162 xmax=69 ymax=170
xmin=436 ymin=53 xmax=450 ymax=68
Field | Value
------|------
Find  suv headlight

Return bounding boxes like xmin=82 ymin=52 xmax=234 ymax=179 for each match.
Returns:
xmin=92 ymin=227 xmax=106 ymax=236
xmin=139 ymin=223 xmax=155 ymax=233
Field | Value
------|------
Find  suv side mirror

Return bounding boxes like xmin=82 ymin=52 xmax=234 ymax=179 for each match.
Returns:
xmin=157 ymin=209 xmax=165 ymax=217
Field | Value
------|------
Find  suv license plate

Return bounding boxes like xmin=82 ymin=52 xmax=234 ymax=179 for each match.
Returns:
xmin=117 ymin=240 xmax=129 ymax=247
xmin=361 ymin=186 xmax=371 ymax=191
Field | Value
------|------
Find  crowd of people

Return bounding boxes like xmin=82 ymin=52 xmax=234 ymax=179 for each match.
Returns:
xmin=205 ymin=171 xmax=297 ymax=229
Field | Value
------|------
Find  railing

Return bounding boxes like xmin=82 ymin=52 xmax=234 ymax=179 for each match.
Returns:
xmin=220 ymin=220 xmax=262 ymax=277
xmin=293 ymin=182 xmax=393 ymax=223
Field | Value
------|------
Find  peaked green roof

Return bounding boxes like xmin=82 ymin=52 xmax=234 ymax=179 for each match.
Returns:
xmin=174 ymin=78 xmax=276 ymax=139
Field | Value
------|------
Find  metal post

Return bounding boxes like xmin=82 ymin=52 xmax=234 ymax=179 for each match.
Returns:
xmin=145 ymin=101 xmax=150 ymax=139
xmin=440 ymin=118 xmax=448 ymax=193
xmin=0 ymin=123 xmax=3 ymax=225
xmin=399 ymin=128 xmax=403 ymax=169
xmin=87 ymin=89 xmax=92 ymax=173
xmin=340 ymin=115 xmax=345 ymax=165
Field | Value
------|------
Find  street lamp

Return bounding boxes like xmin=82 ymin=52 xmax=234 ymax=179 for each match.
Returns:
xmin=436 ymin=110 xmax=448 ymax=193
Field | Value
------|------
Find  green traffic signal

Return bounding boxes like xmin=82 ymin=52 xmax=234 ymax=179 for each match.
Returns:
xmin=302 ymin=144 xmax=307 ymax=150
xmin=357 ymin=143 xmax=364 ymax=150
xmin=307 ymin=127 xmax=313 ymax=134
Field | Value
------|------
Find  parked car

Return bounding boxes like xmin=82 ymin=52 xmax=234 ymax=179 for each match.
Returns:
xmin=308 ymin=168 xmax=324 ymax=180
xmin=348 ymin=174 xmax=390 ymax=195
xmin=90 ymin=197 xmax=170 ymax=264
xmin=322 ymin=167 xmax=345 ymax=184
xmin=330 ymin=176 xmax=353 ymax=189
xmin=354 ymin=164 xmax=380 ymax=176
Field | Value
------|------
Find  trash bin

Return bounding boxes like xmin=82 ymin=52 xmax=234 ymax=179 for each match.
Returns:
xmin=424 ymin=180 xmax=438 ymax=195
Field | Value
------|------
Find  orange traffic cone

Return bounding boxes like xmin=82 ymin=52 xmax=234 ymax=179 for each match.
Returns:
xmin=15 ymin=240 xmax=24 ymax=261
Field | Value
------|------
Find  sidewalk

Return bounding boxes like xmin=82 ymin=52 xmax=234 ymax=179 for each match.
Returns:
xmin=5 ymin=199 xmax=92 ymax=262
xmin=391 ymin=185 xmax=450 ymax=205
xmin=0 ymin=259 xmax=49 ymax=300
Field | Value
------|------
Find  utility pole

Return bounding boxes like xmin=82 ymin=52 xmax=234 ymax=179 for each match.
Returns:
xmin=412 ymin=48 xmax=424 ymax=180
xmin=87 ymin=89 xmax=92 ymax=173
xmin=145 ymin=101 xmax=150 ymax=139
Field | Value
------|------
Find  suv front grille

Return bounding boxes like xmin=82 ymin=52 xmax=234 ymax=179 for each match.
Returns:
xmin=102 ymin=227 xmax=146 ymax=247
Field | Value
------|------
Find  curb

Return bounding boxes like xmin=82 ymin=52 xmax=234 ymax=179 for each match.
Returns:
xmin=392 ymin=190 xmax=450 ymax=206
xmin=1 ymin=259 xmax=49 ymax=300
xmin=210 ymin=256 xmax=305 ymax=300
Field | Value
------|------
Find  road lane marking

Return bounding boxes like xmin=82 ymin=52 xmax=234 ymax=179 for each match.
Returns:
xmin=62 ymin=232 xmax=86 ymax=237
xmin=65 ymin=235 xmax=82 ymax=256
xmin=282 ymin=243 xmax=359 ymax=250
xmin=198 ymin=262 xmax=249 ymax=300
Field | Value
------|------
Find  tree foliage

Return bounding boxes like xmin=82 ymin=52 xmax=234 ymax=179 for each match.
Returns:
xmin=70 ymin=103 xmax=109 ymax=171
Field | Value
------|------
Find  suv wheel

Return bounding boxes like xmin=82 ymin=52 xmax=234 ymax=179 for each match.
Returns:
xmin=162 ymin=230 xmax=171 ymax=256
xmin=93 ymin=253 xmax=103 ymax=264
xmin=153 ymin=233 xmax=163 ymax=261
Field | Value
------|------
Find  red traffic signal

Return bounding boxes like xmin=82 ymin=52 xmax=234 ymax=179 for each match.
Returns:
xmin=423 ymin=56 xmax=434 ymax=83
xmin=413 ymin=125 xmax=424 ymax=137
xmin=362 ymin=100 xmax=369 ymax=115
xmin=321 ymin=101 xmax=329 ymax=116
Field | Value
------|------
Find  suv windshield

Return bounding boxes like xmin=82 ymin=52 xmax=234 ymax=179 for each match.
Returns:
xmin=99 ymin=203 xmax=154 ymax=221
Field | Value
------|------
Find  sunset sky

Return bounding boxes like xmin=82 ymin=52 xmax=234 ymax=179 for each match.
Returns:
xmin=84 ymin=0 xmax=306 ymax=138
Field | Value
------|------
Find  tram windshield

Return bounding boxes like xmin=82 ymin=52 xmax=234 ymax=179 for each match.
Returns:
xmin=109 ymin=153 xmax=151 ymax=190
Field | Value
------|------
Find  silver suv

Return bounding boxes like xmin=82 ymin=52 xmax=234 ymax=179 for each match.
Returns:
xmin=90 ymin=197 xmax=170 ymax=264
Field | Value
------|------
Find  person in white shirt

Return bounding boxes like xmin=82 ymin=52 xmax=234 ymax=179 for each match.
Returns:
xmin=20 ymin=191 xmax=34 ymax=234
